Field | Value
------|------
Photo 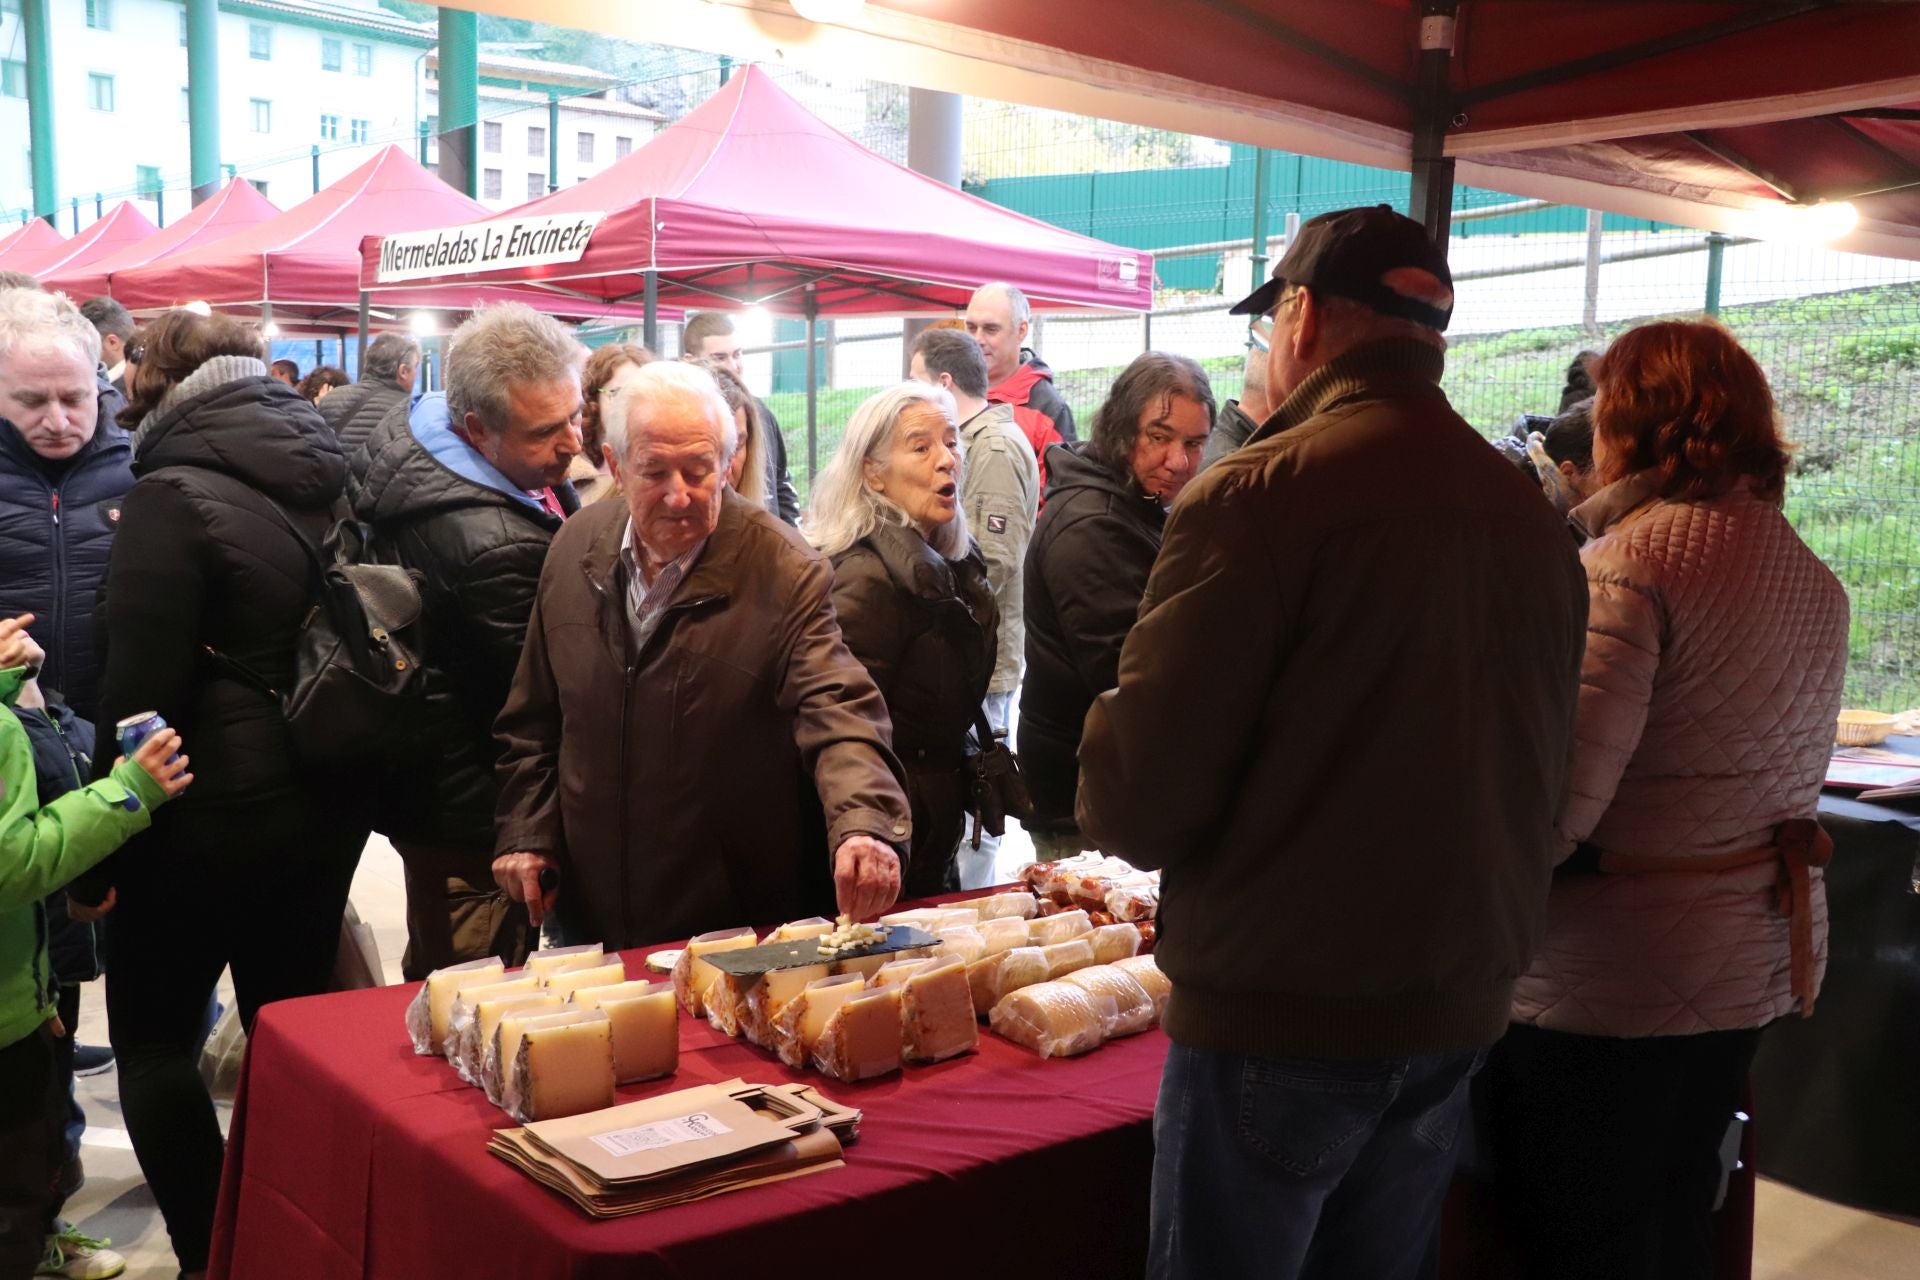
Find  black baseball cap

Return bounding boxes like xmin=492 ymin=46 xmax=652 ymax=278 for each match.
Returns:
xmin=1229 ymin=204 xmax=1454 ymax=332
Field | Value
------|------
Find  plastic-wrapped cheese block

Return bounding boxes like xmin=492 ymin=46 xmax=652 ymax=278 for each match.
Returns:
xmin=932 ymin=926 xmax=986 ymax=966
xmin=979 ymin=917 xmax=1031 ymax=956
xmin=1112 ymin=955 xmax=1172 ymax=1019
xmin=966 ymin=945 xmax=1048 ymax=1016
xmin=968 ymin=892 xmax=1039 ymax=921
xmin=671 ymin=927 xmax=757 ymax=1016
xmin=1103 ymin=875 xmax=1160 ymax=923
xmin=405 ymin=957 xmax=506 ymax=1054
xmin=764 ymin=917 xmax=834 ymax=943
xmin=812 ymin=987 xmax=905 ymax=1083
xmin=1040 ymin=938 xmax=1097 ymax=980
xmin=503 ymin=1012 xmax=615 ymax=1122
xmin=453 ymin=990 xmax=561 ymax=1083
xmin=705 ymin=972 xmax=755 ymax=1037
xmin=1088 ymin=923 xmax=1143 ymax=965
xmin=544 ymin=961 xmax=627 ymax=1000
xmin=1060 ymin=965 xmax=1156 ymax=1037
xmin=574 ymin=982 xmax=677 ymax=1083
xmin=740 ymin=963 xmax=829 ymax=1049
xmin=989 ymin=981 xmax=1113 ymax=1058
xmin=524 ymin=943 xmax=604 ymax=981
xmin=879 ymin=907 xmax=943 ymax=928
xmin=440 ymin=976 xmax=540 ymax=1061
xmin=932 ymin=909 xmax=980 ymax=933
xmin=1027 ymin=909 xmax=1093 ymax=946
xmin=902 ymin=958 xmax=978 ymax=1063
xmin=486 ymin=1008 xmax=596 ymax=1106
xmin=872 ymin=957 xmax=934 ymax=989
xmin=772 ymin=973 xmax=867 ymax=1069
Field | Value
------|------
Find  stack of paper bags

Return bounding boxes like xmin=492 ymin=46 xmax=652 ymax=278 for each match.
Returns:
xmin=488 ymin=1079 xmax=859 ymax=1218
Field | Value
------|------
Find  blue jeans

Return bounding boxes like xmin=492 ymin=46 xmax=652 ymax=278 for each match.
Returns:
xmin=1149 ymin=1040 xmax=1484 ymax=1280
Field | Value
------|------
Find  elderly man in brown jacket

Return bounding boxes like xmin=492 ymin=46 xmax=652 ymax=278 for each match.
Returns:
xmin=492 ymin=361 xmax=911 ymax=949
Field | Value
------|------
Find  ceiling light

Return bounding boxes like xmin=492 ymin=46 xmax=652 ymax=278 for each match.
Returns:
xmin=408 ymin=311 xmax=439 ymax=337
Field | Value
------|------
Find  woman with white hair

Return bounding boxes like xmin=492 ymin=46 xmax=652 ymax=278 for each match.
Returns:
xmin=808 ymin=383 xmax=997 ymax=897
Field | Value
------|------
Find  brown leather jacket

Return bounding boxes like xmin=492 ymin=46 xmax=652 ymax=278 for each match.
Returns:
xmin=493 ymin=491 xmax=912 ymax=949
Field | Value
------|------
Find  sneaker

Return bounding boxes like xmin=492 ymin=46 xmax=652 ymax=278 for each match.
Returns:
xmin=71 ymin=1045 xmax=114 ymax=1076
xmin=36 ymin=1225 xmax=126 ymax=1279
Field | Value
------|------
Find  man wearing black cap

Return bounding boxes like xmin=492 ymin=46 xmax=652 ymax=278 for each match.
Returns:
xmin=1078 ymin=206 xmax=1589 ymax=1279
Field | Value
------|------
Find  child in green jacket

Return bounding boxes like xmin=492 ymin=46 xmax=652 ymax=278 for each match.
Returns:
xmin=0 ymin=613 xmax=191 ymax=1278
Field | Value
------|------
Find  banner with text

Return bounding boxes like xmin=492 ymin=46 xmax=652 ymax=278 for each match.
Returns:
xmin=373 ymin=212 xmax=605 ymax=284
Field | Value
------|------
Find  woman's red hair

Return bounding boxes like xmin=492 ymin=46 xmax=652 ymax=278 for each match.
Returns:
xmin=1591 ymin=320 xmax=1790 ymax=505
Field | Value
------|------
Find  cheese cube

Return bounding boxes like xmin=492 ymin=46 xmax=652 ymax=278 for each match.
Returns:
xmin=524 ymin=943 xmax=605 ymax=981
xmin=812 ymin=987 xmax=905 ymax=1082
xmin=406 ymin=957 xmax=506 ymax=1053
xmin=574 ymin=982 xmax=677 ymax=1083
xmin=1060 ymin=965 xmax=1156 ymax=1036
xmin=933 ymin=926 xmax=986 ymax=966
xmin=544 ymin=961 xmax=627 ymax=1000
xmin=1027 ymin=909 xmax=1092 ymax=946
xmin=487 ymin=1008 xmax=596 ymax=1106
xmin=872 ymin=958 xmax=933 ymax=989
xmin=505 ymin=1013 xmax=615 ymax=1122
xmin=671 ymin=927 xmax=757 ymax=1017
xmin=979 ymin=917 xmax=1031 ymax=956
xmin=771 ymin=973 xmax=866 ymax=1069
xmin=902 ymin=958 xmax=979 ymax=1063
xmin=1088 ymin=923 xmax=1143 ymax=965
xmin=741 ymin=963 xmax=829 ymax=1048
xmin=966 ymin=946 xmax=1048 ymax=1015
xmin=456 ymin=991 xmax=563 ymax=1083
xmin=1040 ymin=938 xmax=1096 ymax=981
xmin=764 ymin=917 xmax=834 ymax=943
xmin=1112 ymin=955 xmax=1171 ymax=1019
xmin=989 ymin=981 xmax=1110 ymax=1058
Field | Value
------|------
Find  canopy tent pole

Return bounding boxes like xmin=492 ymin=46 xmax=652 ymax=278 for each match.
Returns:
xmin=642 ymin=271 xmax=659 ymax=353
xmin=185 ymin=0 xmax=221 ymax=206
xmin=23 ymin=0 xmax=54 ymax=225
xmin=357 ymin=292 xmax=370 ymax=372
xmin=804 ymin=290 xmax=819 ymax=484
xmin=1408 ymin=4 xmax=1460 ymax=250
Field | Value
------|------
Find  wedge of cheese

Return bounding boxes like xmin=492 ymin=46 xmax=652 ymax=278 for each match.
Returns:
xmin=504 ymin=1012 xmax=615 ymax=1122
xmin=705 ymin=972 xmax=755 ymax=1037
xmin=1040 ymin=938 xmax=1096 ymax=981
xmin=763 ymin=917 xmax=834 ymax=943
xmin=455 ymin=991 xmax=562 ymax=1083
xmin=405 ymin=957 xmax=506 ymax=1054
xmin=902 ymin=958 xmax=978 ymax=1063
xmin=441 ymin=975 xmax=541 ymax=1062
xmin=979 ymin=917 xmax=1031 ymax=956
xmin=487 ymin=1008 xmax=597 ymax=1106
xmin=831 ymin=952 xmax=892 ymax=981
xmin=574 ymin=981 xmax=677 ymax=1084
xmin=524 ymin=943 xmax=605 ymax=981
xmin=1112 ymin=955 xmax=1171 ymax=1020
xmin=1060 ymin=964 xmax=1156 ymax=1037
xmin=1028 ymin=909 xmax=1093 ymax=947
xmin=879 ymin=907 xmax=942 ymax=928
xmin=771 ymin=973 xmax=866 ymax=1069
xmin=871 ymin=957 xmax=933 ymax=989
xmin=740 ymin=962 xmax=829 ymax=1049
xmin=671 ymin=927 xmax=757 ymax=1017
xmin=967 ymin=946 xmax=1048 ymax=1015
xmin=544 ymin=961 xmax=628 ymax=1000
xmin=812 ymin=987 xmax=905 ymax=1083
xmin=1088 ymin=923 xmax=1143 ymax=965
xmin=989 ymin=981 xmax=1110 ymax=1058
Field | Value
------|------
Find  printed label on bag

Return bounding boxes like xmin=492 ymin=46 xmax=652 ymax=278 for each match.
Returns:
xmin=589 ymin=1111 xmax=734 ymax=1157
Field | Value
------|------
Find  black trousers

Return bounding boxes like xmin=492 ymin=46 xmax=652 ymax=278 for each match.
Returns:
xmin=103 ymin=811 xmax=365 ymax=1272
xmin=0 ymin=1025 xmax=62 ymax=1279
xmin=1481 ymin=1021 xmax=1763 ymax=1280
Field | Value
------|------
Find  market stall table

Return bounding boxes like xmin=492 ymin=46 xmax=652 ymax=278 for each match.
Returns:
xmin=208 ymin=939 xmax=1163 ymax=1280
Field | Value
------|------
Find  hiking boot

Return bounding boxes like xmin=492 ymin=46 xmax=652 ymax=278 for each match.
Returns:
xmin=71 ymin=1045 xmax=114 ymax=1077
xmin=37 ymin=1225 xmax=126 ymax=1279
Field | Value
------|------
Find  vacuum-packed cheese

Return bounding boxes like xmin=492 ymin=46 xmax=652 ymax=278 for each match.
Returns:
xmin=455 ymin=991 xmax=563 ymax=1083
xmin=966 ymin=946 xmax=1048 ymax=1015
xmin=764 ymin=917 xmax=834 ymax=943
xmin=932 ymin=909 xmax=980 ymax=933
xmin=406 ymin=957 xmax=506 ymax=1053
xmin=671 ymin=927 xmax=757 ymax=1016
xmin=812 ymin=987 xmax=904 ymax=1083
xmin=1112 ymin=955 xmax=1171 ymax=1018
xmin=1028 ymin=909 xmax=1092 ymax=946
xmin=440 ymin=976 xmax=540 ymax=1061
xmin=879 ymin=907 xmax=942 ymax=928
xmin=544 ymin=961 xmax=627 ymax=1000
xmin=524 ymin=943 xmax=605 ymax=981
xmin=704 ymin=972 xmax=755 ymax=1037
xmin=951 ymin=892 xmax=1038 ymax=921
xmin=989 ymin=981 xmax=1111 ymax=1058
xmin=487 ymin=1008 xmax=596 ymax=1106
xmin=771 ymin=973 xmax=866 ymax=1069
xmin=1087 ymin=923 xmax=1142 ymax=965
xmin=872 ymin=958 xmax=933 ymax=989
xmin=740 ymin=962 xmax=829 ymax=1049
xmin=979 ymin=917 xmax=1031 ymax=956
xmin=1039 ymin=938 xmax=1096 ymax=980
xmin=902 ymin=958 xmax=978 ymax=1063
xmin=504 ymin=1012 xmax=615 ymax=1122
xmin=1060 ymin=965 xmax=1156 ymax=1036
xmin=933 ymin=926 xmax=986 ymax=966
xmin=574 ymin=982 xmax=677 ymax=1083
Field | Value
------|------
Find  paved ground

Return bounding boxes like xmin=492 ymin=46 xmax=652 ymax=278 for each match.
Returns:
xmin=56 ymin=833 xmax=1920 ymax=1279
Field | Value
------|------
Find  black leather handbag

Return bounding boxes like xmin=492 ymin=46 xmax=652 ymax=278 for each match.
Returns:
xmin=966 ymin=705 xmax=1035 ymax=849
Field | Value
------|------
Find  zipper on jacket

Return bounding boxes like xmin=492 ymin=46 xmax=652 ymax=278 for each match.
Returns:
xmin=47 ymin=488 xmax=64 ymax=695
xmin=585 ymin=566 xmax=638 ymax=945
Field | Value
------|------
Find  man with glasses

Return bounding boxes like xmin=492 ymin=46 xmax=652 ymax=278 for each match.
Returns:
xmin=1200 ymin=340 xmax=1272 ymax=471
xmin=1078 ymin=206 xmax=1588 ymax=1279
xmin=679 ymin=311 xmax=801 ymax=524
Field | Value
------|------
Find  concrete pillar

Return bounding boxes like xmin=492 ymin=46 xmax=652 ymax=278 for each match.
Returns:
xmin=903 ymin=88 xmax=964 ymax=373
xmin=437 ymin=10 xmax=480 ymax=198
xmin=185 ymin=0 xmax=221 ymax=205
xmin=22 ymin=0 xmax=55 ymax=223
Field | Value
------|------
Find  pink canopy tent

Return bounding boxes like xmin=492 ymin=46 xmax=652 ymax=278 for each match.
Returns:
xmin=0 ymin=220 xmax=65 ymax=275
xmin=23 ymin=202 xmax=157 ymax=291
xmin=43 ymin=179 xmax=279 ymax=302
xmin=112 ymin=146 xmax=647 ymax=335
xmin=357 ymin=65 xmax=1155 ymax=317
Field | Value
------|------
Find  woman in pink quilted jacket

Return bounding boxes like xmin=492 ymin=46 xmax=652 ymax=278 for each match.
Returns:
xmin=1483 ymin=320 xmax=1849 ymax=1279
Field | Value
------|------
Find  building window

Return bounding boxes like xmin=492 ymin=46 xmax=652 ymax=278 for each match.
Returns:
xmin=88 ymin=73 xmax=114 ymax=113
xmin=1 ymin=0 xmax=18 ymax=15
xmin=483 ymin=121 xmax=502 ymax=153
xmin=528 ymin=125 xmax=546 ymax=158
xmin=177 ymin=9 xmax=187 ymax=46
xmin=136 ymin=164 xmax=161 ymax=196
xmin=250 ymin=98 xmax=271 ymax=133
xmin=352 ymin=44 xmax=372 ymax=76
xmin=527 ymin=172 xmax=545 ymax=200
xmin=84 ymin=0 xmax=112 ymax=31
xmin=350 ymin=118 xmax=369 ymax=145
xmin=319 ymin=114 xmax=339 ymax=142
xmin=249 ymin=179 xmax=268 ymax=198
xmin=321 ymin=39 xmax=342 ymax=72
xmin=179 ymin=87 xmax=190 ymax=123
xmin=483 ymin=168 xmax=502 ymax=200
xmin=615 ymin=136 xmax=632 ymax=159
xmin=576 ymin=132 xmax=594 ymax=163
xmin=0 ymin=61 xmax=23 ymax=100
xmin=248 ymin=23 xmax=271 ymax=60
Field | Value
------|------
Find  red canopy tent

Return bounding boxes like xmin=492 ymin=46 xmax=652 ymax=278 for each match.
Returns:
xmin=43 ymin=179 xmax=279 ymax=302
xmin=493 ymin=0 xmax=1920 ymax=258
xmin=22 ymin=202 xmax=157 ymax=290
xmin=111 ymin=146 xmax=647 ymax=335
xmin=0 ymin=219 xmax=65 ymax=275
xmin=356 ymin=65 xmax=1155 ymax=317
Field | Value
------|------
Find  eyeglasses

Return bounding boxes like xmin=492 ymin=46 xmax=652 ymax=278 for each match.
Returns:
xmin=1247 ymin=313 xmax=1273 ymax=353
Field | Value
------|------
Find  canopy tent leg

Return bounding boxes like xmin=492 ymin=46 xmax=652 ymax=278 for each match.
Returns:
xmin=805 ymin=292 xmax=819 ymax=485
xmin=643 ymin=271 xmax=659 ymax=353
xmin=357 ymin=292 xmax=369 ymax=375
xmin=1408 ymin=5 xmax=1459 ymax=250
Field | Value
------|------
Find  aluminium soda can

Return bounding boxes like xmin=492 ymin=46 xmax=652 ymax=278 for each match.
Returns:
xmin=115 ymin=711 xmax=169 ymax=760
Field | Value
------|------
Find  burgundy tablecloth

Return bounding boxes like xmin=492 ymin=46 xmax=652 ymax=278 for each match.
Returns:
xmin=207 ymin=940 xmax=1163 ymax=1280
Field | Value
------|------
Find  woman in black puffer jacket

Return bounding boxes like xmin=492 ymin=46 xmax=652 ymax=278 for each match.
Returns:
xmin=74 ymin=311 xmax=369 ymax=1279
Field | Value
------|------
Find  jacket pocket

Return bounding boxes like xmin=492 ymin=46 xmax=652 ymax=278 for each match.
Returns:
xmin=1236 ymin=1054 xmax=1402 ymax=1177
